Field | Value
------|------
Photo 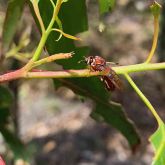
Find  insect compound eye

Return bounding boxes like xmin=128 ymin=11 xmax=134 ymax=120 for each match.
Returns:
xmin=84 ymin=56 xmax=94 ymax=65
xmin=89 ymin=57 xmax=94 ymax=65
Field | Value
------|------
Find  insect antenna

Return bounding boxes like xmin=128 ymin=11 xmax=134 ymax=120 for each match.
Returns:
xmin=78 ymin=56 xmax=86 ymax=63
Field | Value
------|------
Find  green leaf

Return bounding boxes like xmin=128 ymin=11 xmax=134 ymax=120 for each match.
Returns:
xmin=32 ymin=0 xmax=140 ymax=148
xmin=98 ymin=0 xmax=116 ymax=15
xmin=0 ymin=85 xmax=29 ymax=160
xmin=0 ymin=128 xmax=28 ymax=160
xmin=2 ymin=0 xmax=25 ymax=54
xmin=0 ymin=86 xmax=13 ymax=107
xmin=55 ymin=77 xmax=140 ymax=149
xmin=0 ymin=85 xmax=13 ymax=124
xmin=93 ymin=102 xmax=140 ymax=149
xmin=150 ymin=122 xmax=165 ymax=165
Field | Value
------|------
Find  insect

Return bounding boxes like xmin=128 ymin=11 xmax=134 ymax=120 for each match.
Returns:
xmin=84 ymin=56 xmax=122 ymax=91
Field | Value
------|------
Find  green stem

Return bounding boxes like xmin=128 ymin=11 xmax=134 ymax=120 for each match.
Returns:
xmin=22 ymin=33 xmax=48 ymax=71
xmin=46 ymin=0 xmax=63 ymax=35
xmin=25 ymin=69 xmax=105 ymax=79
xmin=145 ymin=14 xmax=159 ymax=63
xmin=124 ymin=73 xmax=163 ymax=126
xmin=31 ymin=33 xmax=48 ymax=62
xmin=23 ymin=0 xmax=63 ymax=71
xmin=32 ymin=0 xmax=63 ymax=62
xmin=1 ymin=62 xmax=165 ymax=83
xmin=113 ymin=62 xmax=165 ymax=74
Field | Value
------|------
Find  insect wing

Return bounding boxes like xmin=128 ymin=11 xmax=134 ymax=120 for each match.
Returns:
xmin=101 ymin=76 xmax=116 ymax=91
xmin=108 ymin=69 xmax=123 ymax=90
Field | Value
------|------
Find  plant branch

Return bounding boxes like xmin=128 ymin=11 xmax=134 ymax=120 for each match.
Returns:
xmin=0 ymin=69 xmax=25 ymax=83
xmin=113 ymin=62 xmax=165 ymax=74
xmin=32 ymin=52 xmax=74 ymax=68
xmin=0 ymin=69 xmax=106 ymax=83
xmin=23 ymin=0 xmax=63 ymax=72
xmin=22 ymin=33 xmax=48 ymax=71
xmin=7 ymin=53 xmax=29 ymax=63
xmin=25 ymin=69 xmax=105 ymax=79
xmin=1 ymin=62 xmax=165 ymax=83
xmin=46 ymin=0 xmax=63 ymax=35
xmin=124 ymin=73 xmax=163 ymax=126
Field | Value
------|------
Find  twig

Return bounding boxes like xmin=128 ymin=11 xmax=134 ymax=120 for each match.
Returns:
xmin=145 ymin=2 xmax=161 ymax=63
xmin=124 ymin=73 xmax=163 ymax=125
xmin=32 ymin=52 xmax=74 ymax=68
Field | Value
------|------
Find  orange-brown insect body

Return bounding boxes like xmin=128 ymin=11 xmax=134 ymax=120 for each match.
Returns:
xmin=85 ymin=56 xmax=122 ymax=91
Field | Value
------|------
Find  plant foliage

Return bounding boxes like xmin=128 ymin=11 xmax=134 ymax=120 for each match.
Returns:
xmin=150 ymin=122 xmax=165 ymax=165
xmin=98 ymin=0 xmax=116 ymax=15
xmin=33 ymin=0 xmax=141 ymax=149
xmin=2 ymin=0 xmax=25 ymax=54
xmin=0 ymin=0 xmax=165 ymax=164
xmin=0 ymin=86 xmax=27 ymax=160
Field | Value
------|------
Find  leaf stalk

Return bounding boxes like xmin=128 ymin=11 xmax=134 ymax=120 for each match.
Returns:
xmin=124 ymin=73 xmax=163 ymax=125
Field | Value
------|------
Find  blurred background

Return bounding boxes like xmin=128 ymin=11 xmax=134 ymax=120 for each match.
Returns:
xmin=0 ymin=0 xmax=165 ymax=164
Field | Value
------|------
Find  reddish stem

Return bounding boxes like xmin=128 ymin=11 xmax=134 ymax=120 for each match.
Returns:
xmin=0 ymin=69 xmax=25 ymax=83
xmin=0 ymin=69 xmax=106 ymax=83
xmin=0 ymin=156 xmax=6 ymax=165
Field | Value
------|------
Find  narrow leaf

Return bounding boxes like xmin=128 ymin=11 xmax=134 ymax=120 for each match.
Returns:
xmin=0 ymin=128 xmax=28 ymax=160
xmin=0 ymin=85 xmax=13 ymax=124
xmin=2 ymin=0 xmax=25 ymax=55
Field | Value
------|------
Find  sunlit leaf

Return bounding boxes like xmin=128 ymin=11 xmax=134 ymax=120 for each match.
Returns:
xmin=150 ymin=122 xmax=165 ymax=165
